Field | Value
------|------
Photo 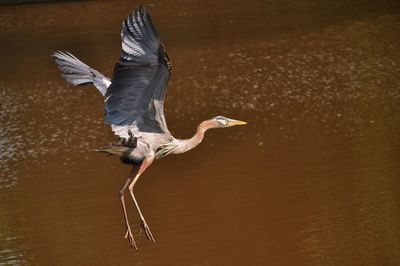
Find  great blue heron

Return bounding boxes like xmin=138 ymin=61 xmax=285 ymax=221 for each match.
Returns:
xmin=53 ymin=4 xmax=246 ymax=249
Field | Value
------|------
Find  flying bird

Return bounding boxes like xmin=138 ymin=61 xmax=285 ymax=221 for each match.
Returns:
xmin=53 ymin=4 xmax=246 ymax=249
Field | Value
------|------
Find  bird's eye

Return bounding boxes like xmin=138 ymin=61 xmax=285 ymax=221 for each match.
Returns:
xmin=218 ymin=119 xmax=227 ymax=126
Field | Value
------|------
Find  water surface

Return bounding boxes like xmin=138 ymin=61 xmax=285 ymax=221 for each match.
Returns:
xmin=0 ymin=0 xmax=400 ymax=265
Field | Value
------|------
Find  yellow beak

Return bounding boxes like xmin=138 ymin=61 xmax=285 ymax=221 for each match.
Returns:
xmin=230 ymin=119 xmax=247 ymax=126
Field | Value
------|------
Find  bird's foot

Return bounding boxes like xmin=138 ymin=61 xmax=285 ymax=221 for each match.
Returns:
xmin=139 ymin=219 xmax=155 ymax=242
xmin=124 ymin=226 xmax=138 ymax=250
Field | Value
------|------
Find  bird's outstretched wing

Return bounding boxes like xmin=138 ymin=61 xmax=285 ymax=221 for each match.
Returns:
xmin=53 ymin=51 xmax=111 ymax=96
xmin=105 ymin=5 xmax=172 ymax=137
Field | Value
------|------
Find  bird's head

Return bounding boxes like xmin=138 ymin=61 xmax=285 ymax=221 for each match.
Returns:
xmin=211 ymin=116 xmax=247 ymax=128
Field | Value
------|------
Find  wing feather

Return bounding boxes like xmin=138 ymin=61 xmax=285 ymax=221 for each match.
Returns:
xmin=105 ymin=5 xmax=172 ymax=138
xmin=53 ymin=51 xmax=110 ymax=95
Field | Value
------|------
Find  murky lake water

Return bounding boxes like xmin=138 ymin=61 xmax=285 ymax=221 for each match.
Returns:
xmin=1 ymin=0 xmax=400 ymax=265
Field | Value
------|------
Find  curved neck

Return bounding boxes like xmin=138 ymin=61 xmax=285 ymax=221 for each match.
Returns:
xmin=174 ymin=120 xmax=215 ymax=154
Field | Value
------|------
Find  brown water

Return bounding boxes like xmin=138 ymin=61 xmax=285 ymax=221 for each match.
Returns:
xmin=1 ymin=0 xmax=400 ymax=265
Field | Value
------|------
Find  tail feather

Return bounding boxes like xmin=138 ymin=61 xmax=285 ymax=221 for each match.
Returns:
xmin=96 ymin=143 xmax=140 ymax=165
xmin=52 ymin=51 xmax=111 ymax=96
xmin=96 ymin=144 xmax=132 ymax=157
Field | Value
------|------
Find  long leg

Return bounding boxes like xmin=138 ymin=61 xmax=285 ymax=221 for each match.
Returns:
xmin=128 ymin=157 xmax=155 ymax=242
xmin=119 ymin=166 xmax=139 ymax=249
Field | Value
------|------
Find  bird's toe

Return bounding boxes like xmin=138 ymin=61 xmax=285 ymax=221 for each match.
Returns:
xmin=124 ymin=227 xmax=138 ymax=250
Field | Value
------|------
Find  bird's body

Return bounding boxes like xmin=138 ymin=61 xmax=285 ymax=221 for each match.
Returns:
xmin=53 ymin=5 xmax=246 ymax=249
